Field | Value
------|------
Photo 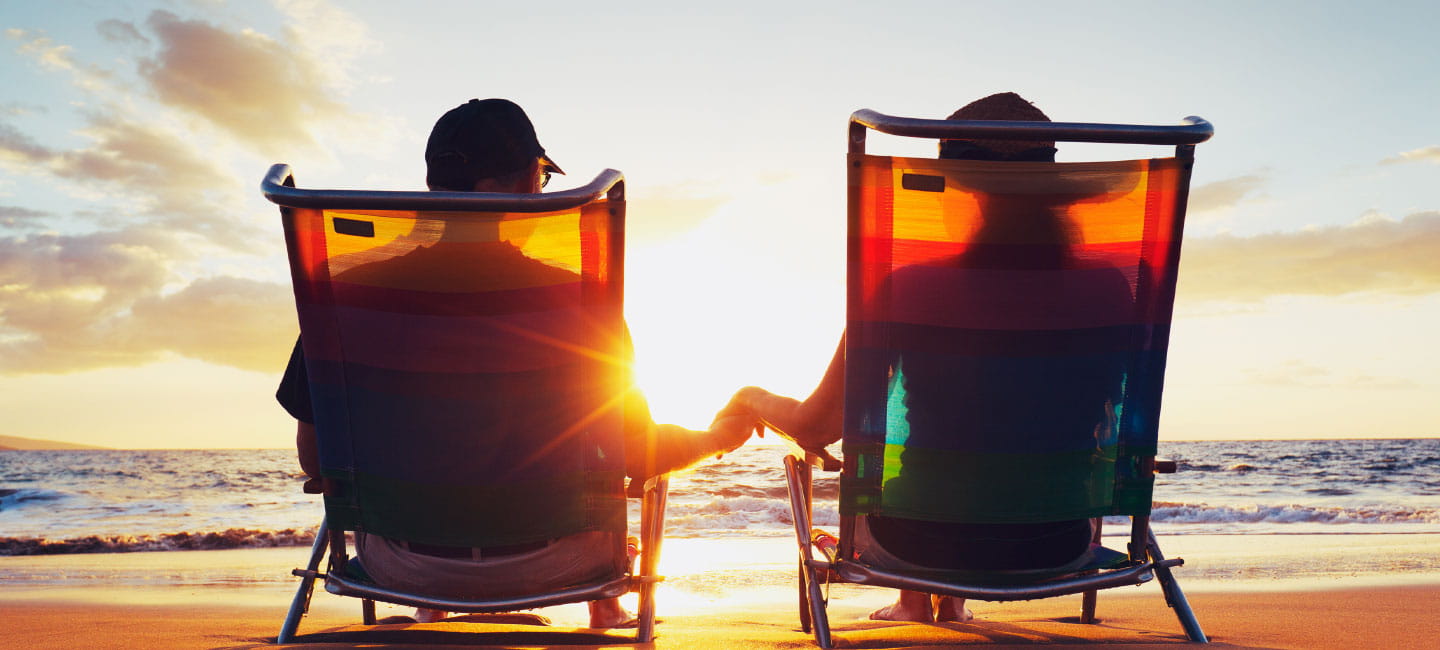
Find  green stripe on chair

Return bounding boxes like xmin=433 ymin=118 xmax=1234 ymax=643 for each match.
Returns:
xmin=841 ymin=443 xmax=1126 ymax=523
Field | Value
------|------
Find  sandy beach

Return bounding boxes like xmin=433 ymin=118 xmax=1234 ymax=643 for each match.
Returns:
xmin=4 ymin=535 xmax=1439 ymax=649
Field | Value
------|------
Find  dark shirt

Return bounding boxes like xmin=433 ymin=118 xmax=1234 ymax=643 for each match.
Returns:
xmin=276 ymin=339 xmax=312 ymax=424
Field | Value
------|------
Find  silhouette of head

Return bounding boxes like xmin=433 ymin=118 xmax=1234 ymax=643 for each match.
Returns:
xmin=939 ymin=93 xmax=1076 ymax=256
xmin=425 ymin=98 xmax=565 ymax=192
xmin=940 ymin=92 xmax=1057 ymax=162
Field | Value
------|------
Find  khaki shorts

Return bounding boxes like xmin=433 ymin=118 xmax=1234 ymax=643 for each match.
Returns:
xmin=355 ymin=530 xmax=623 ymax=600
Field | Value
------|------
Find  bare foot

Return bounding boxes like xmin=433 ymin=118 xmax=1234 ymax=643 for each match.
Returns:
xmin=414 ymin=608 xmax=448 ymax=623
xmin=933 ymin=595 xmax=974 ymax=622
xmin=868 ymin=590 xmax=934 ymax=622
xmin=588 ymin=597 xmax=637 ymax=628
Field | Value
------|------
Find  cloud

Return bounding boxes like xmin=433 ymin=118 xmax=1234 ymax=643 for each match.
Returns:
xmin=0 ymin=115 xmax=258 ymax=247
xmin=3 ymin=4 xmax=385 ymax=249
xmin=1188 ymin=172 xmax=1267 ymax=213
xmin=271 ymin=0 xmax=374 ymax=91
xmin=1245 ymin=360 xmax=1419 ymax=390
xmin=136 ymin=9 xmax=355 ymax=152
xmin=97 ymin=19 xmax=150 ymax=46
xmin=1380 ymin=145 xmax=1440 ymax=166
xmin=1 ymin=102 xmax=48 ymax=117
xmin=0 ymin=121 xmax=53 ymax=162
xmin=0 ymin=205 xmax=51 ymax=228
xmin=6 ymin=28 xmax=113 ymax=90
xmin=56 ymin=115 xmax=236 ymax=215
xmin=0 ymin=227 xmax=173 ymax=372
xmin=0 ymin=4 xmax=380 ymax=376
xmin=1179 ymin=211 xmax=1440 ymax=301
xmin=0 ymin=228 xmax=293 ymax=375
xmin=123 ymin=276 xmax=296 ymax=372
xmin=12 ymin=12 xmax=367 ymax=155
xmin=6 ymin=28 xmax=78 ymax=71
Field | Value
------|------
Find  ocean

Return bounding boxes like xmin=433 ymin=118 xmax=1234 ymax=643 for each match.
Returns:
xmin=3 ymin=439 xmax=1437 ymax=557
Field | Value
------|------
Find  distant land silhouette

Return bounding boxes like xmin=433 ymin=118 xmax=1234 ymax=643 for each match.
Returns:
xmin=0 ymin=435 xmax=108 ymax=451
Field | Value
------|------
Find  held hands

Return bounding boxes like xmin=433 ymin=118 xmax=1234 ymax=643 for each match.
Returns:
xmin=707 ymin=394 xmax=766 ymax=459
xmin=723 ymin=386 xmax=835 ymax=449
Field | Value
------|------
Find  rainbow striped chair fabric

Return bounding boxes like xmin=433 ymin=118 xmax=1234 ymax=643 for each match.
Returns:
xmin=264 ymin=166 xmax=668 ymax=644
xmin=782 ymin=111 xmax=1212 ymax=647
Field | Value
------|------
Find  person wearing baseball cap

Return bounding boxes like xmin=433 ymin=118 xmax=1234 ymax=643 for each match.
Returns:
xmin=423 ymin=98 xmax=565 ymax=192
xmin=279 ymin=98 xmax=757 ymax=628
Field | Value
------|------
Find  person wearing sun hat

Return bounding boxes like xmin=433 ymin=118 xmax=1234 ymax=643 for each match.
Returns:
xmin=278 ymin=98 xmax=758 ymax=628
xmin=726 ymin=92 xmax=1127 ymax=623
xmin=938 ymin=91 xmax=1058 ymax=162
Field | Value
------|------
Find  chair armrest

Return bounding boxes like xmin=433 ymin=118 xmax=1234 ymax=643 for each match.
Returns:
xmin=800 ymin=447 xmax=843 ymax=472
xmin=1153 ymin=458 xmax=1178 ymax=474
xmin=302 ymin=477 xmax=324 ymax=494
xmin=626 ymin=474 xmax=669 ymax=498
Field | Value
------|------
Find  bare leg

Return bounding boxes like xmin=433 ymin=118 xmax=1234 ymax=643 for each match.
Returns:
xmin=869 ymin=589 xmax=934 ymax=622
xmin=414 ymin=608 xmax=448 ymax=623
xmin=933 ymin=594 xmax=974 ymax=622
xmin=588 ymin=597 xmax=636 ymax=628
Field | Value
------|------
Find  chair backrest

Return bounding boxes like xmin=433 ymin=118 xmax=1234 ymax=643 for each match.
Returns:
xmin=840 ymin=111 xmax=1210 ymax=525
xmin=265 ymin=166 xmax=628 ymax=547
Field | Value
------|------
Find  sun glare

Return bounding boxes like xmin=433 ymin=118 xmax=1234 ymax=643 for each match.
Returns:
xmin=621 ymin=182 xmax=845 ymax=433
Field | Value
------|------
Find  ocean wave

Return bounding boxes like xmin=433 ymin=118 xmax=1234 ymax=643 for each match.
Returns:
xmin=678 ymin=479 xmax=839 ymax=502
xmin=1149 ymin=502 xmax=1440 ymax=525
xmin=662 ymin=494 xmax=1440 ymax=535
xmin=663 ymin=496 xmax=840 ymax=535
xmin=0 ymin=527 xmax=316 ymax=556
xmin=0 ymin=488 xmax=67 ymax=511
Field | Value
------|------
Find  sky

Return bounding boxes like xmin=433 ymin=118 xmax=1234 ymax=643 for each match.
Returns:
xmin=1 ymin=0 xmax=1436 ymax=449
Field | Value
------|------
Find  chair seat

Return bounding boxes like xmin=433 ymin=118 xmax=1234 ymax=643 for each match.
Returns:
xmin=842 ymin=542 xmax=1133 ymax=586
xmin=324 ymin=568 xmax=632 ymax=613
xmin=830 ymin=549 xmax=1176 ymax=603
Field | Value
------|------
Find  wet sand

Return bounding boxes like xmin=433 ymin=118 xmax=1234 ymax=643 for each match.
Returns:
xmin=3 ymin=536 xmax=1438 ymax=648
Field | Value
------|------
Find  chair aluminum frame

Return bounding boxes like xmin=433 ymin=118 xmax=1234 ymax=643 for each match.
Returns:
xmin=783 ymin=110 xmax=1213 ymax=648
xmin=263 ymin=165 xmax=670 ymax=644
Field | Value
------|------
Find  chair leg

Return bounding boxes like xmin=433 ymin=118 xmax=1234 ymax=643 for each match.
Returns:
xmin=785 ymin=456 xmax=832 ymax=648
xmin=1080 ymin=516 xmax=1103 ymax=624
xmin=362 ymin=599 xmax=376 ymax=625
xmin=798 ymin=557 xmax=813 ymax=634
xmin=636 ymin=474 xmax=669 ymax=643
xmin=1147 ymin=530 xmax=1207 ymax=643
xmin=795 ymin=459 xmax=814 ymax=635
xmin=277 ymin=518 xmax=330 ymax=644
xmin=1080 ymin=590 xmax=1098 ymax=625
xmin=803 ymin=559 xmax=832 ymax=649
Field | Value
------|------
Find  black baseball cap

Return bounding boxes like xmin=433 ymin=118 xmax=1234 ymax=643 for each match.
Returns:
xmin=424 ymin=98 xmax=564 ymax=190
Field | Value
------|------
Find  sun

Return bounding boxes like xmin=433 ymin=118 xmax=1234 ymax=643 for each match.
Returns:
xmin=619 ymin=188 xmax=844 ymax=433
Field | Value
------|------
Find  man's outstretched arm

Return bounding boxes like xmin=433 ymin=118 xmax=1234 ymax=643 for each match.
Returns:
xmin=626 ymin=416 xmax=757 ymax=479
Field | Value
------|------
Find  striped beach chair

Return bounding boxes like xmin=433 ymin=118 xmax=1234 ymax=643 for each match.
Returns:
xmin=263 ymin=166 xmax=668 ymax=643
xmin=782 ymin=110 xmax=1213 ymax=647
